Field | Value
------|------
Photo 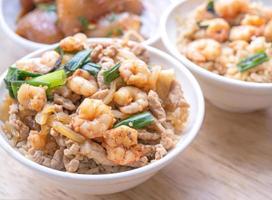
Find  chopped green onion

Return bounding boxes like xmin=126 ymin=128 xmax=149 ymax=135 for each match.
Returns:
xmin=207 ymin=0 xmax=215 ymax=13
xmin=64 ymin=49 xmax=92 ymax=73
xmin=237 ymin=52 xmax=269 ymax=72
xmin=4 ymin=67 xmax=41 ymax=98
xmin=54 ymin=46 xmax=64 ymax=56
xmin=82 ymin=62 xmax=101 ymax=77
xmin=78 ymin=16 xmax=90 ymax=31
xmin=103 ymin=63 xmax=121 ymax=84
xmin=37 ymin=3 xmax=57 ymax=12
xmin=9 ymin=80 xmax=49 ymax=98
xmin=28 ymin=69 xmax=66 ymax=89
xmin=10 ymin=81 xmax=24 ymax=99
xmin=106 ymin=28 xmax=123 ymax=37
xmin=114 ymin=112 xmax=155 ymax=129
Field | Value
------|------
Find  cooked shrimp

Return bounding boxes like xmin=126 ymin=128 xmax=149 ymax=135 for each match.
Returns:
xmin=67 ymin=69 xmax=98 ymax=97
xmin=229 ymin=25 xmax=258 ymax=42
xmin=119 ymin=59 xmax=151 ymax=88
xmin=229 ymin=40 xmax=249 ymax=52
xmin=194 ymin=4 xmax=214 ymax=21
xmin=214 ymin=0 xmax=249 ymax=19
xmin=241 ymin=14 xmax=265 ymax=27
xmin=113 ymin=86 xmax=148 ymax=114
xmin=264 ymin=20 xmax=272 ymax=42
xmin=206 ymin=18 xmax=230 ymax=42
xmin=17 ymin=84 xmax=47 ymax=112
xmin=72 ymin=99 xmax=115 ymax=139
xmin=247 ymin=37 xmax=267 ymax=53
xmin=40 ymin=51 xmax=60 ymax=68
xmin=16 ymin=50 xmax=60 ymax=74
xmin=59 ymin=33 xmax=87 ymax=52
xmin=103 ymin=125 xmax=138 ymax=148
xmin=103 ymin=125 xmax=144 ymax=165
xmin=186 ymin=39 xmax=221 ymax=62
xmin=28 ymin=125 xmax=49 ymax=150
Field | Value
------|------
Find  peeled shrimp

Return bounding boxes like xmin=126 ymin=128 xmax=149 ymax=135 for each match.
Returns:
xmin=59 ymin=33 xmax=87 ymax=52
xmin=72 ymin=99 xmax=115 ymax=138
xmin=229 ymin=25 xmax=259 ymax=42
xmin=241 ymin=14 xmax=265 ymax=27
xmin=28 ymin=125 xmax=49 ymax=150
xmin=264 ymin=20 xmax=272 ymax=42
xmin=17 ymin=84 xmax=47 ymax=112
xmin=16 ymin=50 xmax=60 ymax=74
xmin=206 ymin=18 xmax=230 ymax=42
xmin=103 ymin=125 xmax=144 ymax=165
xmin=214 ymin=0 xmax=249 ymax=19
xmin=67 ymin=69 xmax=98 ymax=97
xmin=247 ymin=37 xmax=267 ymax=54
xmin=119 ymin=59 xmax=151 ymax=88
xmin=186 ymin=39 xmax=221 ymax=62
xmin=113 ymin=86 xmax=148 ymax=114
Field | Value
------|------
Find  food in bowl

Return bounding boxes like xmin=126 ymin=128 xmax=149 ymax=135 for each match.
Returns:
xmin=16 ymin=0 xmax=151 ymax=44
xmin=0 ymin=34 xmax=189 ymax=174
xmin=176 ymin=0 xmax=272 ymax=83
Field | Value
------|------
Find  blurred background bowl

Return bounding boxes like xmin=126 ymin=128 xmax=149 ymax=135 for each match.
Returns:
xmin=0 ymin=0 xmax=171 ymax=52
xmin=161 ymin=0 xmax=272 ymax=113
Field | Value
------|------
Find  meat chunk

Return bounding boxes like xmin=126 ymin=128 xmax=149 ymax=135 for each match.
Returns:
xmin=138 ymin=130 xmax=160 ymax=141
xmin=56 ymin=0 xmax=143 ymax=36
xmin=165 ymin=80 xmax=188 ymax=111
xmin=147 ymin=90 xmax=166 ymax=123
xmin=53 ymin=94 xmax=76 ymax=111
xmin=80 ymin=140 xmax=115 ymax=166
xmin=16 ymin=9 xmax=63 ymax=44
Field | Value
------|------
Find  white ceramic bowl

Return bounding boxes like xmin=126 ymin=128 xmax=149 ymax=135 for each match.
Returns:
xmin=0 ymin=0 xmax=171 ymax=51
xmin=0 ymin=38 xmax=204 ymax=194
xmin=161 ymin=0 xmax=272 ymax=113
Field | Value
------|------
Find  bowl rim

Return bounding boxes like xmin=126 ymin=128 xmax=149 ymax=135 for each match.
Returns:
xmin=0 ymin=38 xmax=205 ymax=181
xmin=0 ymin=0 xmax=161 ymax=49
xmin=160 ymin=0 xmax=272 ymax=89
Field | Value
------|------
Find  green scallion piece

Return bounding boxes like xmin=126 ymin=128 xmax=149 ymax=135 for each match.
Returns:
xmin=37 ymin=3 xmax=57 ymax=12
xmin=82 ymin=62 xmax=101 ymax=77
xmin=27 ymin=69 xmax=66 ymax=89
xmin=10 ymin=81 xmax=24 ymax=99
xmin=237 ymin=52 xmax=269 ymax=72
xmin=103 ymin=63 xmax=121 ymax=84
xmin=78 ymin=16 xmax=90 ymax=31
xmin=206 ymin=0 xmax=215 ymax=14
xmin=4 ymin=67 xmax=41 ymax=98
xmin=114 ymin=112 xmax=155 ymax=129
xmin=64 ymin=49 xmax=92 ymax=73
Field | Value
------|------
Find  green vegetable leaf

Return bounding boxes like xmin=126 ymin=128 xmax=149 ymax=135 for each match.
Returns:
xmin=206 ymin=0 xmax=215 ymax=14
xmin=114 ymin=112 xmax=155 ymax=129
xmin=54 ymin=46 xmax=64 ymax=56
xmin=37 ymin=3 xmax=57 ymax=12
xmin=79 ymin=16 xmax=90 ymax=31
xmin=64 ymin=49 xmax=92 ymax=73
xmin=107 ymin=13 xmax=117 ymax=22
xmin=237 ymin=52 xmax=269 ymax=72
xmin=4 ymin=67 xmax=41 ymax=98
xmin=10 ymin=81 xmax=24 ymax=98
xmin=28 ymin=69 xmax=66 ymax=89
xmin=106 ymin=28 xmax=123 ymax=37
xmin=82 ymin=62 xmax=101 ymax=77
xmin=103 ymin=63 xmax=121 ymax=84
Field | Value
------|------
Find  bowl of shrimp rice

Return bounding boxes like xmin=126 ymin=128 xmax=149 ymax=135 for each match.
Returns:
xmin=0 ymin=34 xmax=204 ymax=194
xmin=161 ymin=0 xmax=272 ymax=112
